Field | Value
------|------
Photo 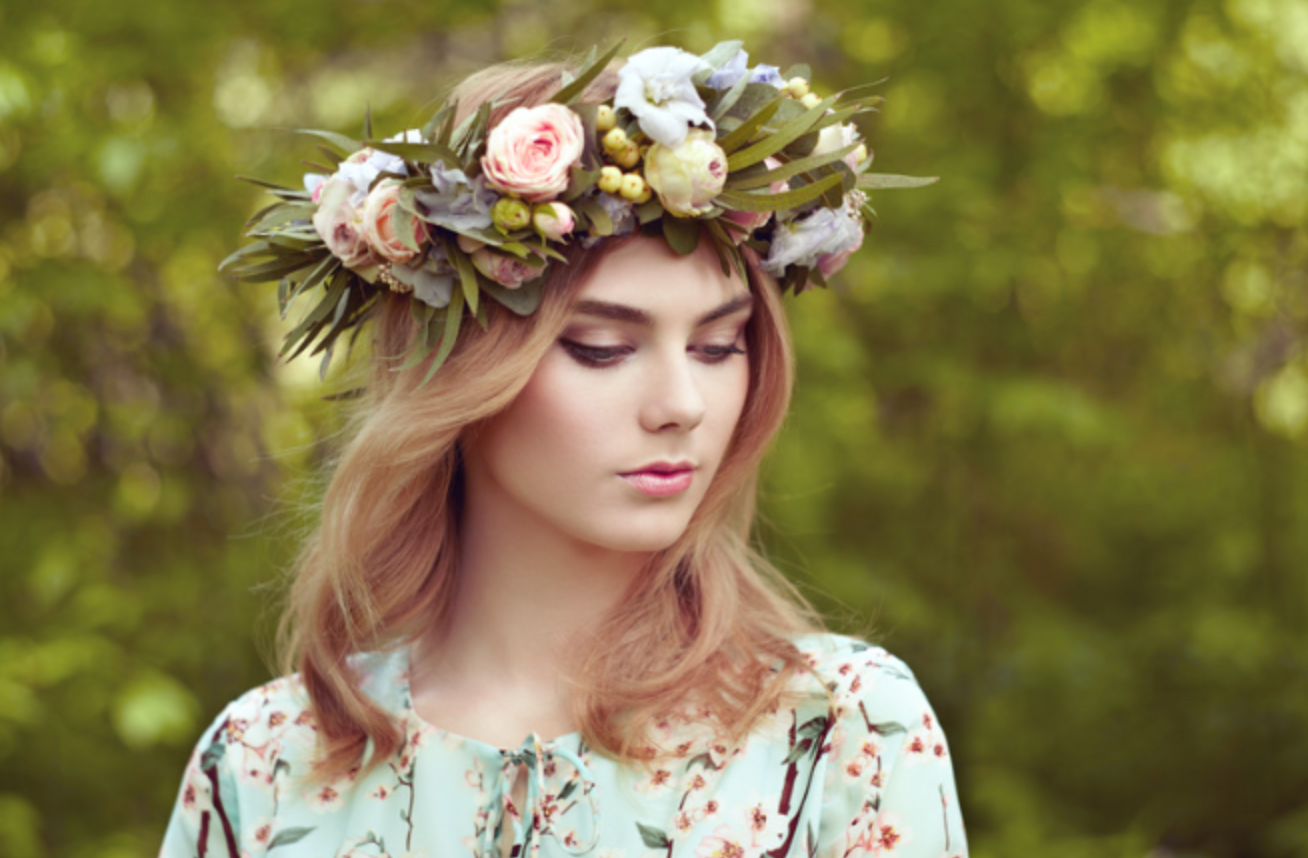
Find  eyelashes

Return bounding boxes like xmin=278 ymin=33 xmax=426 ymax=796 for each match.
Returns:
xmin=560 ymin=340 xmax=747 ymax=369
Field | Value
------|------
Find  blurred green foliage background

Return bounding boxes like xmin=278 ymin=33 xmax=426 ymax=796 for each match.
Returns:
xmin=2 ymin=0 xmax=1307 ymax=855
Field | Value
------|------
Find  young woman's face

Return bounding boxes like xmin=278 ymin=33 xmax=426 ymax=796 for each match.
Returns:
xmin=464 ymin=236 xmax=753 ymax=554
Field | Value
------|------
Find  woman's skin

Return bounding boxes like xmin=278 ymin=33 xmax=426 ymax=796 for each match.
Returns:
xmin=409 ymin=236 xmax=754 ymax=750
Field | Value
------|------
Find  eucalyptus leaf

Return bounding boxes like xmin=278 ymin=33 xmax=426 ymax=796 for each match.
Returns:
xmin=725 ymin=143 xmax=860 ymax=190
xmin=717 ymin=95 xmax=783 ymax=155
xmin=551 ymin=40 xmax=626 ymax=105
xmin=363 ymin=139 xmax=460 ymax=167
xmin=857 ymin=173 xmax=941 ymax=190
xmin=662 ymin=216 xmax=700 ymax=256
xmin=715 ymin=171 xmax=844 ymax=212
xmin=727 ymin=94 xmax=839 ymax=172
xmin=293 ymin=128 xmax=360 ymax=156
xmin=481 ymin=277 xmax=542 ymax=316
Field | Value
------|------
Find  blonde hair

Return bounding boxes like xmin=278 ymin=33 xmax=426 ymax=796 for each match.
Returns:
xmin=277 ymin=58 xmax=825 ymax=779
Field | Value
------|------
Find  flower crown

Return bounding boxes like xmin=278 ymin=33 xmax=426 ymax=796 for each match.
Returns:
xmin=221 ymin=40 xmax=935 ymax=382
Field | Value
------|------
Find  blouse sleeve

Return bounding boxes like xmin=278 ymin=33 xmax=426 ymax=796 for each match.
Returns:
xmin=814 ymin=644 xmax=968 ymax=858
xmin=159 ymin=705 xmax=244 ymax=858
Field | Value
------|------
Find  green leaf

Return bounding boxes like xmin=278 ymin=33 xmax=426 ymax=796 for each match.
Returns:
xmin=715 ymin=171 xmax=845 ymax=212
xmin=481 ymin=277 xmax=543 ymax=316
xmin=393 ymin=206 xmax=423 ymax=256
xmin=783 ymin=738 xmax=814 ymax=764
xmin=232 ymin=255 xmax=321 ymax=283
xmin=268 ymin=827 xmax=315 ymax=851
xmin=727 ymin=94 xmax=839 ymax=172
xmin=451 ymin=243 xmax=481 ymax=316
xmin=636 ymin=823 xmax=671 ymax=850
xmin=562 ymin=165 xmax=600 ymax=202
xmin=693 ymin=40 xmax=744 ymax=86
xmin=551 ymin=40 xmax=626 ymax=105
xmin=281 ymin=255 xmax=340 ymax=319
xmin=662 ymin=216 xmax=700 ymax=256
xmin=218 ymin=240 xmax=274 ymax=273
xmin=574 ymin=196 xmax=613 ymax=236
xmin=420 ymin=286 xmax=465 ymax=386
xmin=422 ymin=101 xmax=456 ymax=144
xmin=709 ymin=70 xmax=753 ymax=122
xmin=294 ymin=128 xmax=361 ymax=156
xmin=363 ymin=139 xmax=460 ymax=167
xmin=716 ymin=95 xmax=783 ymax=154
xmin=857 ymin=173 xmax=941 ymax=190
xmin=782 ymin=63 xmax=812 ymax=82
xmin=726 ymin=143 xmax=860 ymax=190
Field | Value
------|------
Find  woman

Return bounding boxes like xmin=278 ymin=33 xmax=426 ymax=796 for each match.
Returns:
xmin=163 ymin=42 xmax=967 ymax=858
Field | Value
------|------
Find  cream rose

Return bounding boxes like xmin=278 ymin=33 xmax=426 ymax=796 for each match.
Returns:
xmin=480 ymin=104 xmax=585 ymax=203
xmin=643 ymin=129 xmax=728 ymax=217
xmin=360 ymin=179 xmax=426 ymax=265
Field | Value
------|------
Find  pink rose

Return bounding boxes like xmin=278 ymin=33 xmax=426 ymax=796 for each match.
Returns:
xmin=311 ymin=176 xmax=378 ymax=270
xmin=360 ymin=179 xmax=426 ymax=264
xmin=816 ymin=221 xmax=865 ymax=278
xmin=481 ymin=104 xmax=585 ymax=203
xmin=533 ymin=202 xmax=576 ymax=242
xmin=723 ymin=157 xmax=787 ymax=244
xmin=470 ymin=247 xmax=536 ymax=288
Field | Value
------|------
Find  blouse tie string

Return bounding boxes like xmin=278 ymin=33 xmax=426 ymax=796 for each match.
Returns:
xmin=479 ymin=733 xmax=601 ymax=857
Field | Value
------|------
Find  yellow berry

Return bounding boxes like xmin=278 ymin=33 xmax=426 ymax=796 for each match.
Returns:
xmin=603 ymin=127 xmax=629 ymax=153
xmin=596 ymin=105 xmax=616 ymax=132
xmin=801 ymin=92 xmax=821 ymax=109
xmin=633 ymin=186 xmax=652 ymax=205
xmin=614 ymin=142 xmax=641 ymax=169
xmin=787 ymin=77 xmax=810 ymax=99
xmin=619 ymin=173 xmax=647 ymax=201
xmin=853 ymin=143 xmax=869 ymax=164
xmin=598 ymin=165 xmax=623 ymax=194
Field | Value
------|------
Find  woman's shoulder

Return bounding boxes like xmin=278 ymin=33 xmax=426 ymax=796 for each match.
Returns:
xmin=789 ymin=632 xmax=939 ymax=733
xmin=201 ymin=648 xmax=410 ymax=771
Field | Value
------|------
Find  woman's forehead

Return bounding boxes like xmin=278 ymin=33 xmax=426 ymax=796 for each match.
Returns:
xmin=570 ymin=235 xmax=749 ymax=317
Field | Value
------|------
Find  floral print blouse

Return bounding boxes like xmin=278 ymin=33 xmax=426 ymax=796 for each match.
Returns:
xmin=160 ymin=634 xmax=967 ymax=858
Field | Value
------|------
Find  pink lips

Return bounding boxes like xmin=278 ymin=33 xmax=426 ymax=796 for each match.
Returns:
xmin=620 ymin=462 xmax=696 ymax=497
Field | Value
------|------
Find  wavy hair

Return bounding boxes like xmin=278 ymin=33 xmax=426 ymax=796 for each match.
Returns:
xmin=277 ymin=58 xmax=825 ymax=779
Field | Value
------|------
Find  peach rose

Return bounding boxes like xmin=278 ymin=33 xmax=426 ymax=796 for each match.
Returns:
xmin=480 ymin=104 xmax=585 ymax=203
xmin=360 ymin=179 xmax=426 ymax=264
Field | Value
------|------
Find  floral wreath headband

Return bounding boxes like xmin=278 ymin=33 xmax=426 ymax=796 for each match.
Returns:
xmin=221 ymin=40 xmax=936 ymax=382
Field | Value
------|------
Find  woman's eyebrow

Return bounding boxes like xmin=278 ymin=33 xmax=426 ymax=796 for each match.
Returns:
xmin=572 ymin=294 xmax=755 ymax=327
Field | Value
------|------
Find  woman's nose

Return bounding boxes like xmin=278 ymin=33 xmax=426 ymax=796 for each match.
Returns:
xmin=639 ymin=349 xmax=707 ymax=433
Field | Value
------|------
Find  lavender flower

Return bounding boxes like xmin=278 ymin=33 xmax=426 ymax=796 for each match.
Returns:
xmin=762 ymin=203 xmax=865 ymax=276
xmin=614 ymin=47 xmax=712 ymax=147
xmin=750 ymin=64 xmax=785 ymax=88
xmin=415 ymin=164 xmax=496 ymax=233
xmin=706 ymin=49 xmax=749 ymax=90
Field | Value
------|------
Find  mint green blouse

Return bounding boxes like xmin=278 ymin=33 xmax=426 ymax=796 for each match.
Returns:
xmin=160 ymin=634 xmax=967 ymax=857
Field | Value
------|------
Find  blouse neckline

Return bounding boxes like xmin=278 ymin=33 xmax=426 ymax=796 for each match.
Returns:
xmin=399 ymin=643 xmax=585 ymax=759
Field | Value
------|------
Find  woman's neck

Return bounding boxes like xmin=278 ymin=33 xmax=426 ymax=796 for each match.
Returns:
xmin=414 ymin=469 xmax=648 ymax=697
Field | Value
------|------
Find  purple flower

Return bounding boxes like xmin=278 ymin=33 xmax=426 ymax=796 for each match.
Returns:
xmin=581 ymin=193 xmax=636 ymax=248
xmin=762 ymin=203 xmax=865 ymax=276
xmin=416 ymin=163 xmax=496 ymax=233
xmin=750 ymin=65 xmax=785 ymax=88
xmin=614 ymin=47 xmax=712 ymax=147
xmin=706 ymin=49 xmax=749 ymax=90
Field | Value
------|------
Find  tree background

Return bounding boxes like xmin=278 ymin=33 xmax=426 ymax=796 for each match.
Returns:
xmin=2 ymin=0 xmax=1306 ymax=855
